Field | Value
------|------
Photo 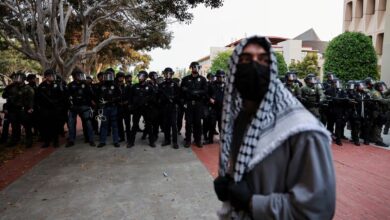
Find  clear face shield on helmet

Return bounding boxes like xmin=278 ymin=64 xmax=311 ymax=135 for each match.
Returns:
xmin=163 ymin=71 xmax=173 ymax=79
xmin=12 ymin=74 xmax=25 ymax=83
xmin=333 ymin=81 xmax=342 ymax=89
xmin=356 ymin=82 xmax=365 ymax=91
xmin=73 ymin=73 xmax=86 ymax=81
xmin=347 ymin=83 xmax=355 ymax=90
xmin=306 ymin=77 xmax=317 ymax=86
xmin=103 ymin=72 xmax=115 ymax=81
xmin=138 ymin=73 xmax=147 ymax=82
xmin=191 ymin=64 xmax=201 ymax=73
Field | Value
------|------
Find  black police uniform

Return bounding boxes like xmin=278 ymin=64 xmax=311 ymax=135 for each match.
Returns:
xmin=2 ymin=82 xmax=34 ymax=147
xmin=159 ymin=78 xmax=180 ymax=148
xmin=209 ymin=78 xmax=225 ymax=141
xmin=324 ymin=86 xmax=348 ymax=145
xmin=67 ymin=80 xmax=95 ymax=146
xmin=128 ymin=81 xmax=156 ymax=147
xmin=36 ymin=80 xmax=66 ymax=147
xmin=95 ymin=81 xmax=121 ymax=147
xmin=180 ymin=74 xmax=208 ymax=147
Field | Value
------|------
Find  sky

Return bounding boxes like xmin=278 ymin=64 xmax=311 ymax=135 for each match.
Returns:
xmin=148 ymin=0 xmax=344 ymax=72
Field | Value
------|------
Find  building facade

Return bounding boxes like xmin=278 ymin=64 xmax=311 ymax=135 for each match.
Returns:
xmin=343 ymin=0 xmax=389 ymax=83
xmin=198 ymin=29 xmax=328 ymax=79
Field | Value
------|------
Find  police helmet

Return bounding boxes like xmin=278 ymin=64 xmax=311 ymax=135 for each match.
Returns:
xmin=163 ymin=67 xmax=174 ymax=75
xmin=332 ymin=78 xmax=342 ymax=89
xmin=137 ymin=71 xmax=148 ymax=80
xmin=71 ymin=68 xmax=86 ymax=81
xmin=206 ymin=73 xmax=214 ymax=79
xmin=148 ymin=71 xmax=158 ymax=80
xmin=304 ymin=73 xmax=317 ymax=85
xmin=26 ymin=74 xmax=36 ymax=82
xmin=116 ymin=71 xmax=126 ymax=79
xmin=103 ymin=68 xmax=115 ymax=81
xmin=12 ymin=71 xmax=26 ymax=83
xmin=43 ymin=69 xmax=57 ymax=81
xmin=364 ymin=77 xmax=375 ymax=87
xmin=189 ymin=61 xmax=201 ymax=72
xmin=215 ymin=70 xmax=226 ymax=77
xmin=326 ymin=72 xmax=335 ymax=81
xmin=375 ymin=81 xmax=387 ymax=92
xmin=355 ymin=81 xmax=365 ymax=91
xmin=285 ymin=71 xmax=297 ymax=82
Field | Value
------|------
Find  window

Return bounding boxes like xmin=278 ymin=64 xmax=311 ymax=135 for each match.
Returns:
xmin=345 ymin=1 xmax=353 ymax=21
xmin=379 ymin=0 xmax=387 ymax=11
xmin=356 ymin=0 xmax=363 ymax=17
xmin=376 ymin=33 xmax=384 ymax=55
xmin=367 ymin=0 xmax=376 ymax=15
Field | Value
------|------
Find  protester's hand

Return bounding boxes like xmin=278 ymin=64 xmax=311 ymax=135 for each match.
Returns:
xmin=210 ymin=98 xmax=215 ymax=104
xmin=228 ymin=180 xmax=252 ymax=211
xmin=213 ymin=175 xmax=233 ymax=202
xmin=27 ymin=108 xmax=34 ymax=114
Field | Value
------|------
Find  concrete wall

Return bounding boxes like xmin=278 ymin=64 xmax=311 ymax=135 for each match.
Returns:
xmin=380 ymin=0 xmax=390 ymax=84
xmin=277 ymin=40 xmax=304 ymax=65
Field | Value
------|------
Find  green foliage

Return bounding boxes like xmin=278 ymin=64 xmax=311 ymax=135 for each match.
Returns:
xmin=288 ymin=53 xmax=319 ymax=78
xmin=210 ymin=50 xmax=232 ymax=73
xmin=324 ymin=32 xmax=378 ymax=82
xmin=275 ymin=52 xmax=288 ymax=76
xmin=0 ymin=38 xmax=41 ymax=75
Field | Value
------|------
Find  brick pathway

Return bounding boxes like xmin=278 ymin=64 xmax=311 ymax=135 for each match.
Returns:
xmin=193 ymin=140 xmax=390 ymax=220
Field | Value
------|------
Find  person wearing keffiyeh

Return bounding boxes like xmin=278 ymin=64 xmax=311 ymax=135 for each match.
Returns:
xmin=213 ymin=36 xmax=336 ymax=220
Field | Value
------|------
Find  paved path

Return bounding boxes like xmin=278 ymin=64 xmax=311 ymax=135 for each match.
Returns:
xmin=0 ymin=138 xmax=219 ymax=220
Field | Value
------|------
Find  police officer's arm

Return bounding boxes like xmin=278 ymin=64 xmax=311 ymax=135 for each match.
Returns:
xmin=318 ymin=88 xmax=326 ymax=102
xmin=295 ymin=86 xmax=302 ymax=99
xmin=25 ymin=86 xmax=35 ymax=112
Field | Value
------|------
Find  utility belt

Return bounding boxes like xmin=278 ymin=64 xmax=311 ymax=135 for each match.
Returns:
xmin=186 ymin=100 xmax=203 ymax=106
xmin=7 ymin=105 xmax=26 ymax=112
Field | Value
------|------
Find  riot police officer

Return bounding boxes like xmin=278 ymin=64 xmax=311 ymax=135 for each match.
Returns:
xmin=159 ymin=67 xmax=180 ymax=149
xmin=349 ymin=81 xmax=370 ymax=146
xmin=91 ymin=72 xmax=104 ymax=134
xmin=2 ymin=72 xmax=34 ymax=148
xmin=116 ymin=72 xmax=130 ymax=143
xmin=66 ymin=69 xmax=95 ymax=147
xmin=95 ymin=69 xmax=121 ymax=148
xmin=284 ymin=71 xmax=301 ymax=99
xmin=180 ymin=62 xmax=208 ymax=148
xmin=203 ymin=72 xmax=215 ymax=144
xmin=325 ymin=78 xmax=348 ymax=145
xmin=208 ymin=69 xmax=226 ymax=144
xmin=128 ymin=71 xmax=156 ymax=148
xmin=301 ymin=74 xmax=325 ymax=119
xmin=36 ymin=69 xmax=66 ymax=148
xmin=147 ymin=71 xmax=160 ymax=142
xmin=367 ymin=81 xmax=389 ymax=147
xmin=323 ymin=72 xmax=335 ymax=90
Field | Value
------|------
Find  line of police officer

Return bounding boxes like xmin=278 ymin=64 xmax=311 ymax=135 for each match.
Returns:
xmin=0 ymin=61 xmax=226 ymax=149
xmin=284 ymin=72 xmax=390 ymax=147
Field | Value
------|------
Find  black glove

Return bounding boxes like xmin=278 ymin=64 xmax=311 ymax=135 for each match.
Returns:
xmin=228 ymin=180 xmax=252 ymax=211
xmin=213 ymin=175 xmax=233 ymax=202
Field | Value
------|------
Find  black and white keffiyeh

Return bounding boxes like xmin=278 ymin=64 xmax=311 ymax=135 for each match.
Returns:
xmin=217 ymin=36 xmax=330 ymax=220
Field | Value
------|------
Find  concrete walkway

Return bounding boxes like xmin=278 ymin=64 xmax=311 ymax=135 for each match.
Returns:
xmin=0 ymin=138 xmax=220 ymax=220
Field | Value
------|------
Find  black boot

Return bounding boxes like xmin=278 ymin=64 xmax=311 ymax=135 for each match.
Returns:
xmin=65 ymin=141 xmax=74 ymax=148
xmin=161 ymin=141 xmax=171 ymax=147
xmin=335 ymin=139 xmax=342 ymax=146
xmin=172 ymin=143 xmax=179 ymax=149
xmin=375 ymin=141 xmax=389 ymax=147
xmin=184 ymin=141 xmax=191 ymax=148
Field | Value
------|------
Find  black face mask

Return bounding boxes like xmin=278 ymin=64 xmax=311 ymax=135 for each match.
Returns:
xmin=234 ymin=62 xmax=270 ymax=103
